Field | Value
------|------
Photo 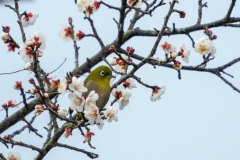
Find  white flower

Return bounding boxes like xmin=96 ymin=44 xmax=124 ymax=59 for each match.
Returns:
xmin=31 ymin=31 xmax=46 ymax=50
xmin=170 ymin=51 xmax=178 ymax=59
xmin=85 ymin=90 xmax=99 ymax=110
xmin=210 ymin=44 xmax=217 ymax=58
xmin=21 ymin=12 xmax=39 ymax=28
xmin=194 ymin=37 xmax=214 ymax=55
xmin=26 ymin=62 xmax=32 ymax=70
xmin=1 ymin=32 xmax=9 ymax=42
xmin=180 ymin=43 xmax=191 ymax=63
xmin=96 ymin=119 xmax=104 ymax=130
xmin=127 ymin=0 xmax=142 ymax=8
xmin=84 ymin=105 xmax=101 ymax=125
xmin=150 ymin=85 xmax=166 ymax=102
xmin=69 ymin=76 xmax=87 ymax=95
xmin=112 ymin=85 xmax=132 ymax=110
xmin=161 ymin=42 xmax=176 ymax=54
xmin=58 ymin=23 xmax=72 ymax=42
xmin=104 ymin=106 xmax=118 ymax=122
xmin=57 ymin=108 xmax=68 ymax=117
xmin=34 ymin=104 xmax=44 ymax=116
xmin=58 ymin=77 xmax=68 ymax=95
xmin=19 ymin=46 xmax=33 ymax=63
xmin=123 ymin=79 xmax=136 ymax=89
xmin=7 ymin=151 xmax=21 ymax=160
xmin=107 ymin=57 xmax=119 ymax=66
xmin=85 ymin=0 xmax=101 ymax=18
xmin=77 ymin=0 xmax=92 ymax=12
xmin=114 ymin=60 xmax=127 ymax=73
xmin=68 ymin=92 xmax=85 ymax=112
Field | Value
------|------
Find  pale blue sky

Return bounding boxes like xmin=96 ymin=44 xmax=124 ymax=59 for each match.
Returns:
xmin=0 ymin=0 xmax=240 ymax=160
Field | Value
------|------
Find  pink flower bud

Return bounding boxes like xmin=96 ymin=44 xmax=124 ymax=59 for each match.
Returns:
xmin=36 ymin=50 xmax=43 ymax=57
xmin=8 ymin=100 xmax=16 ymax=107
xmin=68 ymin=17 xmax=72 ymax=22
xmin=29 ymin=78 xmax=35 ymax=84
xmin=126 ymin=46 xmax=135 ymax=55
xmin=173 ymin=60 xmax=182 ymax=70
xmin=3 ymin=26 xmax=10 ymax=33
xmin=179 ymin=12 xmax=186 ymax=18
xmin=14 ymin=81 xmax=22 ymax=90
xmin=211 ymin=35 xmax=217 ymax=40
xmin=2 ymin=102 xmax=8 ymax=109
xmin=108 ymin=45 xmax=116 ymax=52
xmin=63 ymin=128 xmax=73 ymax=138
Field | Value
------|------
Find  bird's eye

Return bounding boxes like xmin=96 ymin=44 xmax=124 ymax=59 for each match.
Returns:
xmin=100 ymin=70 xmax=105 ymax=76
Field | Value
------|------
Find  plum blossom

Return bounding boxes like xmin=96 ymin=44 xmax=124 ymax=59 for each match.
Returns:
xmin=85 ymin=1 xmax=101 ymax=18
xmin=127 ymin=0 xmax=142 ymax=8
xmin=112 ymin=85 xmax=132 ymax=110
xmin=179 ymin=43 xmax=190 ymax=63
xmin=19 ymin=46 xmax=33 ymax=63
xmin=68 ymin=92 xmax=85 ymax=112
xmin=123 ymin=79 xmax=136 ymax=89
xmin=58 ymin=23 xmax=72 ymax=42
xmin=115 ymin=60 xmax=127 ymax=73
xmin=194 ymin=37 xmax=216 ymax=56
xmin=84 ymin=105 xmax=101 ymax=125
xmin=57 ymin=108 xmax=68 ymax=117
xmin=84 ymin=90 xmax=99 ymax=109
xmin=107 ymin=57 xmax=119 ymax=66
xmin=34 ymin=104 xmax=44 ymax=116
xmin=77 ymin=0 xmax=92 ymax=12
xmin=103 ymin=106 xmax=118 ymax=122
xmin=83 ymin=130 xmax=95 ymax=143
xmin=8 ymin=100 xmax=17 ymax=107
xmin=150 ymin=85 xmax=166 ymax=102
xmin=96 ymin=119 xmax=104 ymax=130
xmin=161 ymin=42 xmax=176 ymax=54
xmin=21 ymin=12 xmax=39 ymax=28
xmin=69 ymin=76 xmax=87 ymax=95
xmin=58 ymin=77 xmax=68 ymax=95
xmin=7 ymin=151 xmax=21 ymax=160
xmin=31 ymin=31 xmax=46 ymax=50
xmin=170 ymin=51 xmax=178 ymax=59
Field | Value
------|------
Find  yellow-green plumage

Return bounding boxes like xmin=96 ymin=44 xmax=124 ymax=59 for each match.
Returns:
xmin=82 ymin=66 xmax=114 ymax=111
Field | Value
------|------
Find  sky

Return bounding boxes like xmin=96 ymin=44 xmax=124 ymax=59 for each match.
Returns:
xmin=0 ymin=0 xmax=240 ymax=160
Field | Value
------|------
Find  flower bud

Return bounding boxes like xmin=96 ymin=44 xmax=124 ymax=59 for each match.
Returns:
xmin=126 ymin=46 xmax=135 ymax=55
xmin=30 ymin=89 xmax=38 ymax=95
xmin=36 ymin=50 xmax=43 ymax=57
xmin=57 ymin=108 xmax=67 ymax=117
xmin=68 ymin=17 xmax=72 ymax=22
xmin=43 ymin=93 xmax=49 ymax=98
xmin=74 ymin=30 xmax=84 ymax=41
xmin=179 ymin=12 xmax=186 ymax=18
xmin=2 ymin=102 xmax=8 ymax=109
xmin=3 ymin=26 xmax=10 ymax=33
xmin=173 ymin=60 xmax=182 ymax=70
xmin=1 ymin=32 xmax=10 ymax=42
xmin=14 ymin=81 xmax=22 ymax=90
xmin=29 ymin=78 xmax=35 ymax=84
xmin=63 ymin=128 xmax=72 ymax=138
xmin=211 ymin=35 xmax=217 ymax=40
xmin=7 ymin=42 xmax=15 ymax=52
xmin=108 ymin=45 xmax=116 ymax=52
xmin=3 ymin=135 xmax=9 ymax=140
xmin=8 ymin=100 xmax=16 ymax=107
xmin=170 ymin=51 xmax=178 ymax=59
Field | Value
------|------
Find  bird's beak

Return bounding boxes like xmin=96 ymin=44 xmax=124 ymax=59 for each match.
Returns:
xmin=108 ymin=74 xmax=116 ymax=78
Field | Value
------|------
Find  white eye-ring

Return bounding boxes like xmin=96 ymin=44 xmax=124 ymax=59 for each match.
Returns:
xmin=100 ymin=70 xmax=105 ymax=76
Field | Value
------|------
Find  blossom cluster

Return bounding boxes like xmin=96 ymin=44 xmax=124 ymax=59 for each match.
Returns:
xmin=76 ymin=0 xmax=101 ymax=17
xmin=58 ymin=23 xmax=85 ymax=42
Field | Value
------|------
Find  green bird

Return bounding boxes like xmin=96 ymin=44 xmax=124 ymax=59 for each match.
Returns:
xmin=82 ymin=65 xmax=115 ymax=111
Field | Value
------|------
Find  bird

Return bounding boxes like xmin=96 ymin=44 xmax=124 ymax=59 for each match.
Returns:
xmin=82 ymin=65 xmax=115 ymax=111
